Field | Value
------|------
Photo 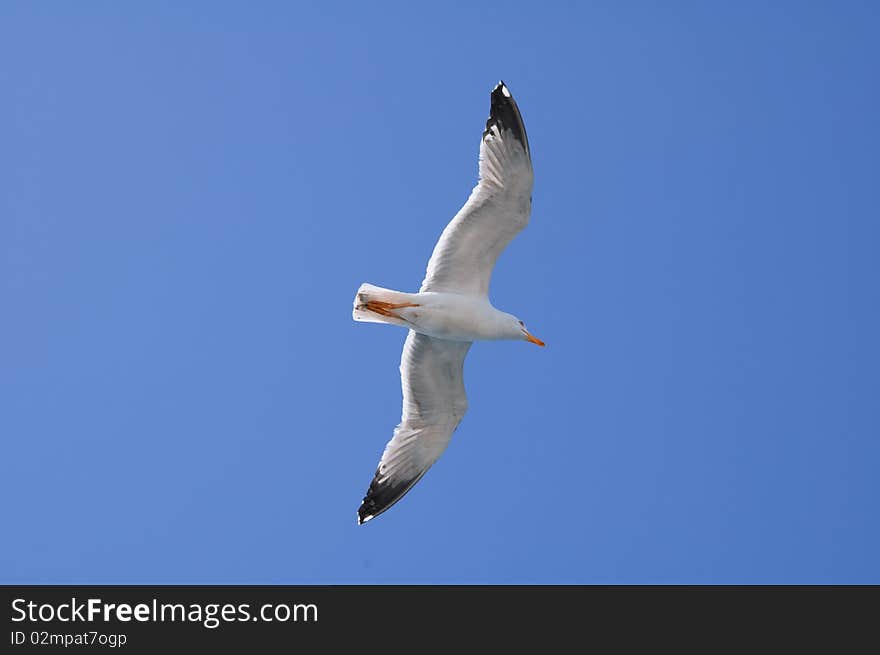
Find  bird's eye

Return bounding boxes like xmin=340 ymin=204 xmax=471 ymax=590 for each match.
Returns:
xmin=519 ymin=320 xmax=524 ymax=327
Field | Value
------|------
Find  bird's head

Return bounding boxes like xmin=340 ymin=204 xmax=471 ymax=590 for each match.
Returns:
xmin=506 ymin=314 xmax=545 ymax=347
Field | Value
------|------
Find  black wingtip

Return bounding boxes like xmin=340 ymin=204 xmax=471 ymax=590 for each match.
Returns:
xmin=356 ymin=468 xmax=427 ymax=525
xmin=483 ymin=80 xmax=530 ymax=156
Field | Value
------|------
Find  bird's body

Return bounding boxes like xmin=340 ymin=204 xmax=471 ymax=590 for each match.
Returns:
xmin=353 ymin=81 xmax=542 ymax=524
xmin=355 ymin=286 xmax=522 ymax=343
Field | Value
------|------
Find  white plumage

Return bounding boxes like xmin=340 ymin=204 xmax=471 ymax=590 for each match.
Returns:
xmin=353 ymin=81 xmax=543 ymax=524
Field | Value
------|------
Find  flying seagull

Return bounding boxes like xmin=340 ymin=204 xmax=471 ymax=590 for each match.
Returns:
xmin=353 ymin=81 xmax=542 ymax=524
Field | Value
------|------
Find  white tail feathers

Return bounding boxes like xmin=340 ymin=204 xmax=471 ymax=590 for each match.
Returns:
xmin=352 ymin=283 xmax=417 ymax=328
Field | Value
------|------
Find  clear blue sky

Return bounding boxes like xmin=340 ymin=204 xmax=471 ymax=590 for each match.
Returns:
xmin=2 ymin=2 xmax=878 ymax=583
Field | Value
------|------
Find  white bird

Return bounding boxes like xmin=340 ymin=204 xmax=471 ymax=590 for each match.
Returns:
xmin=353 ymin=81 xmax=543 ymax=524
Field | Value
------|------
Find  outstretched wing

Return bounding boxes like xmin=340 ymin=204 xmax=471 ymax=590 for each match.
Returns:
xmin=420 ymin=81 xmax=534 ymax=297
xmin=358 ymin=331 xmax=472 ymax=524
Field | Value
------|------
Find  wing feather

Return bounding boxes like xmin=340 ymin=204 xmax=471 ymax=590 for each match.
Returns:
xmin=420 ymin=81 xmax=534 ymax=297
xmin=358 ymin=332 xmax=471 ymax=523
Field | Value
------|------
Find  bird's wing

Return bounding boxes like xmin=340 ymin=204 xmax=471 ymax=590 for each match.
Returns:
xmin=420 ymin=81 xmax=534 ymax=297
xmin=358 ymin=331 xmax=472 ymax=524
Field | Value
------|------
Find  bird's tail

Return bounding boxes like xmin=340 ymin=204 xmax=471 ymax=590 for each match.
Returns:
xmin=352 ymin=283 xmax=420 ymax=328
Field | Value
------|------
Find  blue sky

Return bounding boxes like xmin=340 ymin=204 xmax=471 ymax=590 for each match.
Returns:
xmin=2 ymin=2 xmax=878 ymax=583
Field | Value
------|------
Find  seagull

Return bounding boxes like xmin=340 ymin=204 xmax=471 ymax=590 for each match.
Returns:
xmin=353 ymin=81 xmax=543 ymax=524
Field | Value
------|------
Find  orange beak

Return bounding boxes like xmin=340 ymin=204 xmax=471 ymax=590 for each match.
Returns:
xmin=525 ymin=331 xmax=545 ymax=347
